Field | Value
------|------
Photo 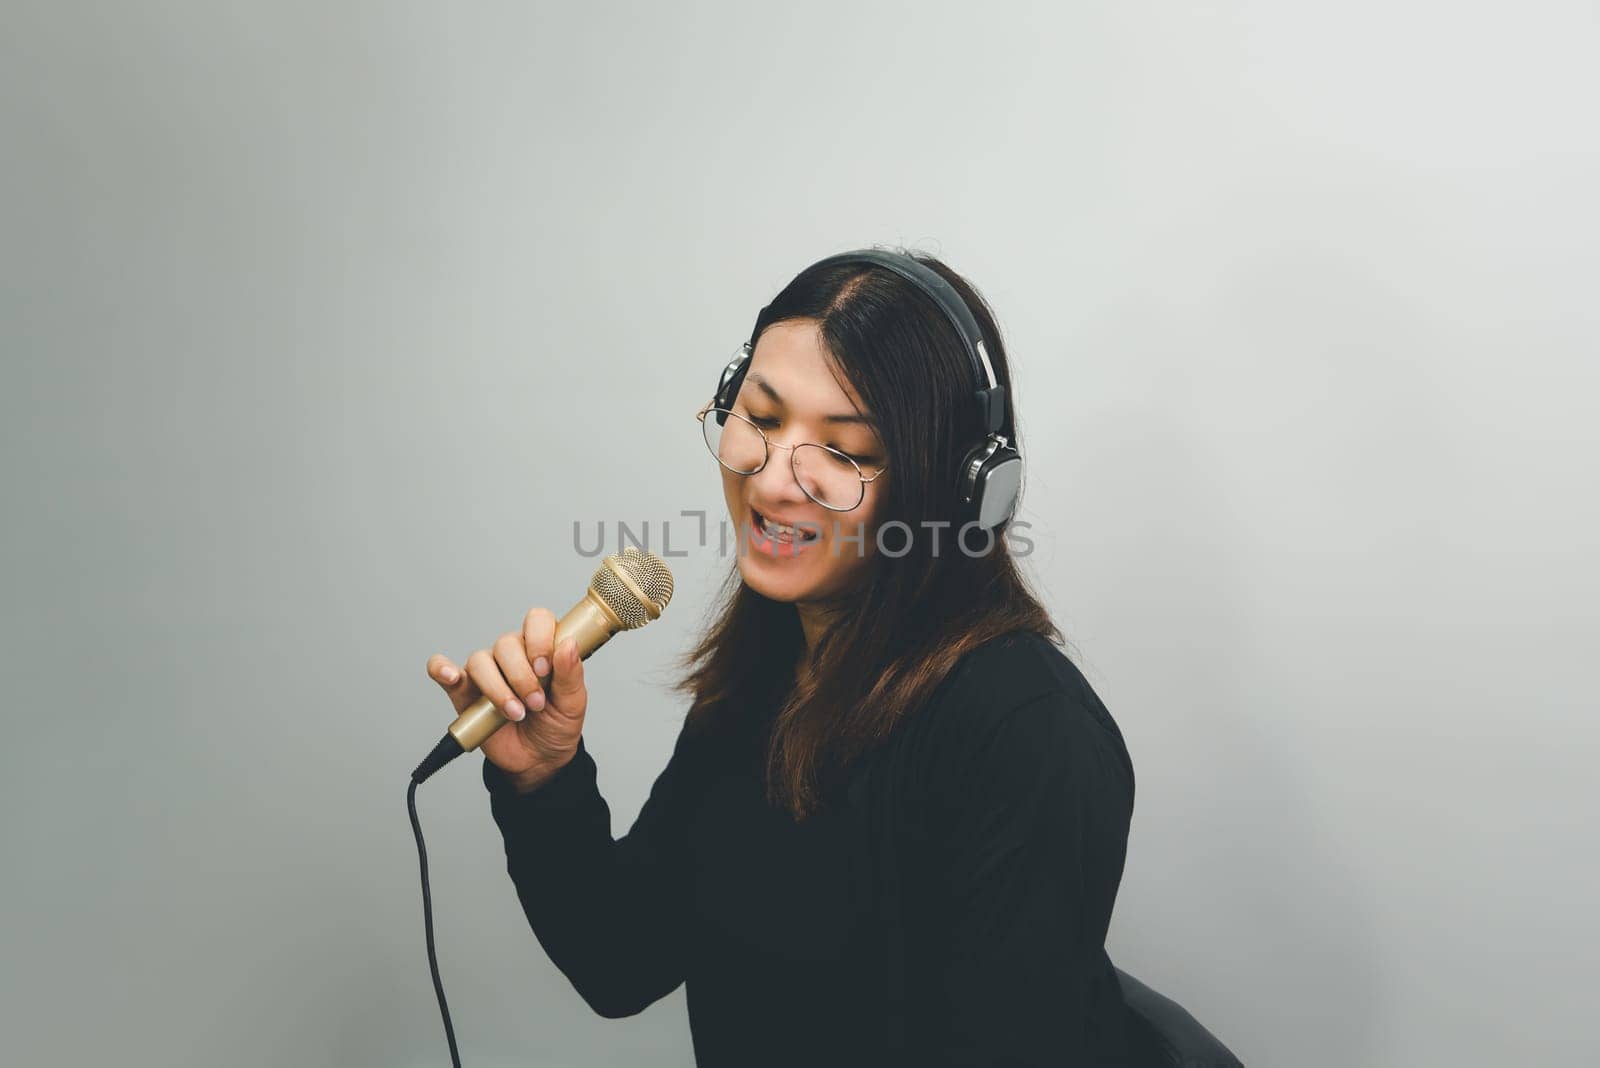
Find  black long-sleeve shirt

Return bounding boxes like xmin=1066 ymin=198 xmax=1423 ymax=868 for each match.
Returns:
xmin=482 ymin=630 xmax=1137 ymax=1066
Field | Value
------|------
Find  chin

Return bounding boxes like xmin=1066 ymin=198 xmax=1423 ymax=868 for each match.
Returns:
xmin=735 ymin=556 xmax=811 ymax=603
xmin=736 ymin=552 xmax=868 ymax=608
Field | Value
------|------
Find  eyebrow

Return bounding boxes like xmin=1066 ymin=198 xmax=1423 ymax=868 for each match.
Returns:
xmin=746 ymin=373 xmax=875 ymax=425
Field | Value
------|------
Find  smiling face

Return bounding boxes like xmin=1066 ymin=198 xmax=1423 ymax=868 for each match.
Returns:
xmin=719 ymin=319 xmax=889 ymax=611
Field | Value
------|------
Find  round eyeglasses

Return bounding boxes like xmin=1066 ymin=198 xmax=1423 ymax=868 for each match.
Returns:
xmin=695 ymin=403 xmax=887 ymax=512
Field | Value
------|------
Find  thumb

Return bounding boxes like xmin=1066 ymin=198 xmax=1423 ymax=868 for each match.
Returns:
xmin=547 ymin=637 xmax=588 ymax=720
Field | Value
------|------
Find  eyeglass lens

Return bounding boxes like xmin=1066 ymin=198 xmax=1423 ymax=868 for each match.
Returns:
xmin=702 ymin=409 xmax=865 ymax=511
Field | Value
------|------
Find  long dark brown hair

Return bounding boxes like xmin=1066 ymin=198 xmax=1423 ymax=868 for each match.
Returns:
xmin=672 ymin=248 xmax=1063 ymax=820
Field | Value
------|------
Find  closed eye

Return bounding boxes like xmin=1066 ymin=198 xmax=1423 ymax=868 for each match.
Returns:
xmin=746 ymin=414 xmax=878 ymax=465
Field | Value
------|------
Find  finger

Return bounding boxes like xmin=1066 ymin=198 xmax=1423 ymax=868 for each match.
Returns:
xmin=427 ymin=654 xmax=478 ymax=713
xmin=547 ymin=637 xmax=587 ymax=720
xmin=521 ymin=607 xmax=558 ymax=708
xmin=426 ymin=654 xmax=460 ymax=686
xmin=465 ymin=648 xmax=526 ymax=722
xmin=492 ymin=632 xmax=538 ymax=720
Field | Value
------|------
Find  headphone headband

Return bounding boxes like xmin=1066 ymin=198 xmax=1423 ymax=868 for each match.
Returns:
xmin=753 ymin=248 xmax=1009 ymax=437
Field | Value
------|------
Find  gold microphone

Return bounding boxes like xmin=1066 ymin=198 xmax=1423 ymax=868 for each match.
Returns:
xmin=411 ymin=546 xmax=675 ymax=783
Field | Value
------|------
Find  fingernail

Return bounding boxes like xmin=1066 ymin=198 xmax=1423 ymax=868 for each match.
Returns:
xmin=529 ymin=690 xmax=546 ymax=711
xmin=505 ymin=698 xmax=525 ymax=719
xmin=534 ymin=656 xmax=550 ymax=676
xmin=442 ymin=668 xmax=459 ymax=684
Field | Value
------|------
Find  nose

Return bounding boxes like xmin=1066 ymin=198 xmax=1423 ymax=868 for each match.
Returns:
xmin=752 ymin=444 xmax=813 ymax=506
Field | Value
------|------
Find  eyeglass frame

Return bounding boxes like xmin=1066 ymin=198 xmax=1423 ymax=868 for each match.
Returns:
xmin=694 ymin=401 xmax=888 ymax=512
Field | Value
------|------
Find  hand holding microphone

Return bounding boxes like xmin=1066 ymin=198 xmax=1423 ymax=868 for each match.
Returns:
xmin=411 ymin=546 xmax=675 ymax=786
xmin=426 ymin=608 xmax=589 ymax=794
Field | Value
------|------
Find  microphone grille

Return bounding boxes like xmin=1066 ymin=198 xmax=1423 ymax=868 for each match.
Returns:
xmin=591 ymin=546 xmax=675 ymax=630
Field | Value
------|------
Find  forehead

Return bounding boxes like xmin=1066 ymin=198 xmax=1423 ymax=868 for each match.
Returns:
xmin=746 ymin=320 xmax=871 ymax=418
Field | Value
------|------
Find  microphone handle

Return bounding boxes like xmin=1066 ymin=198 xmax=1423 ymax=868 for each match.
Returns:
xmin=445 ymin=589 xmax=626 ymax=752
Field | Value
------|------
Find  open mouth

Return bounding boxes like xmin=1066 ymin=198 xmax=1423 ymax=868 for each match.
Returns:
xmin=751 ymin=508 xmax=822 ymax=546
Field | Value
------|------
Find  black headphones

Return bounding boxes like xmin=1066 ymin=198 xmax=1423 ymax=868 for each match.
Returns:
xmin=709 ymin=248 xmax=1023 ymax=531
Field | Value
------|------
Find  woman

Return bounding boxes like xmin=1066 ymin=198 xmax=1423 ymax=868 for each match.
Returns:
xmin=425 ymin=248 xmax=1137 ymax=1066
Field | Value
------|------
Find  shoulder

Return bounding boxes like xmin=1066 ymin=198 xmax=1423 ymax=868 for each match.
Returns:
xmin=941 ymin=630 xmax=1069 ymax=702
xmin=929 ymin=630 xmax=1112 ymax=735
xmin=912 ymin=630 xmax=1133 ymax=798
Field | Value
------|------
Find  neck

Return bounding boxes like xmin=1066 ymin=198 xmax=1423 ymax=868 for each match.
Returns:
xmin=795 ymin=601 xmax=831 ymax=656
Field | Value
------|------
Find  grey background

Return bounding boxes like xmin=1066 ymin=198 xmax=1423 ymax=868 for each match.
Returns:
xmin=2 ymin=2 xmax=1595 ymax=1066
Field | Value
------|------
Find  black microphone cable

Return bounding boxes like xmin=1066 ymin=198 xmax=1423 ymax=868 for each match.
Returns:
xmin=409 ymin=734 xmax=467 ymax=1067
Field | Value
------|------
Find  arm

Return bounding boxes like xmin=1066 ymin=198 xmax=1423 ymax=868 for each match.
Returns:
xmin=481 ymin=727 xmax=699 ymax=1019
xmin=905 ymin=690 xmax=1134 ymax=1065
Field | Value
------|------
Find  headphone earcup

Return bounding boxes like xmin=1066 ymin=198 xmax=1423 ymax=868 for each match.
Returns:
xmin=711 ymin=343 xmax=752 ymax=426
xmin=956 ymin=439 xmax=1023 ymax=531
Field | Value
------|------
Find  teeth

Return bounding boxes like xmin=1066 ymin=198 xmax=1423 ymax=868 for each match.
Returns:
xmin=757 ymin=513 xmax=816 ymax=541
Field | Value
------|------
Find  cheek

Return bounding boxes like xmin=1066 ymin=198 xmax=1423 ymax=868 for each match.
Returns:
xmin=827 ymin=487 xmax=885 ymax=559
xmin=854 ymin=480 xmax=886 ymax=529
xmin=720 ymin=467 xmax=743 ymax=509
